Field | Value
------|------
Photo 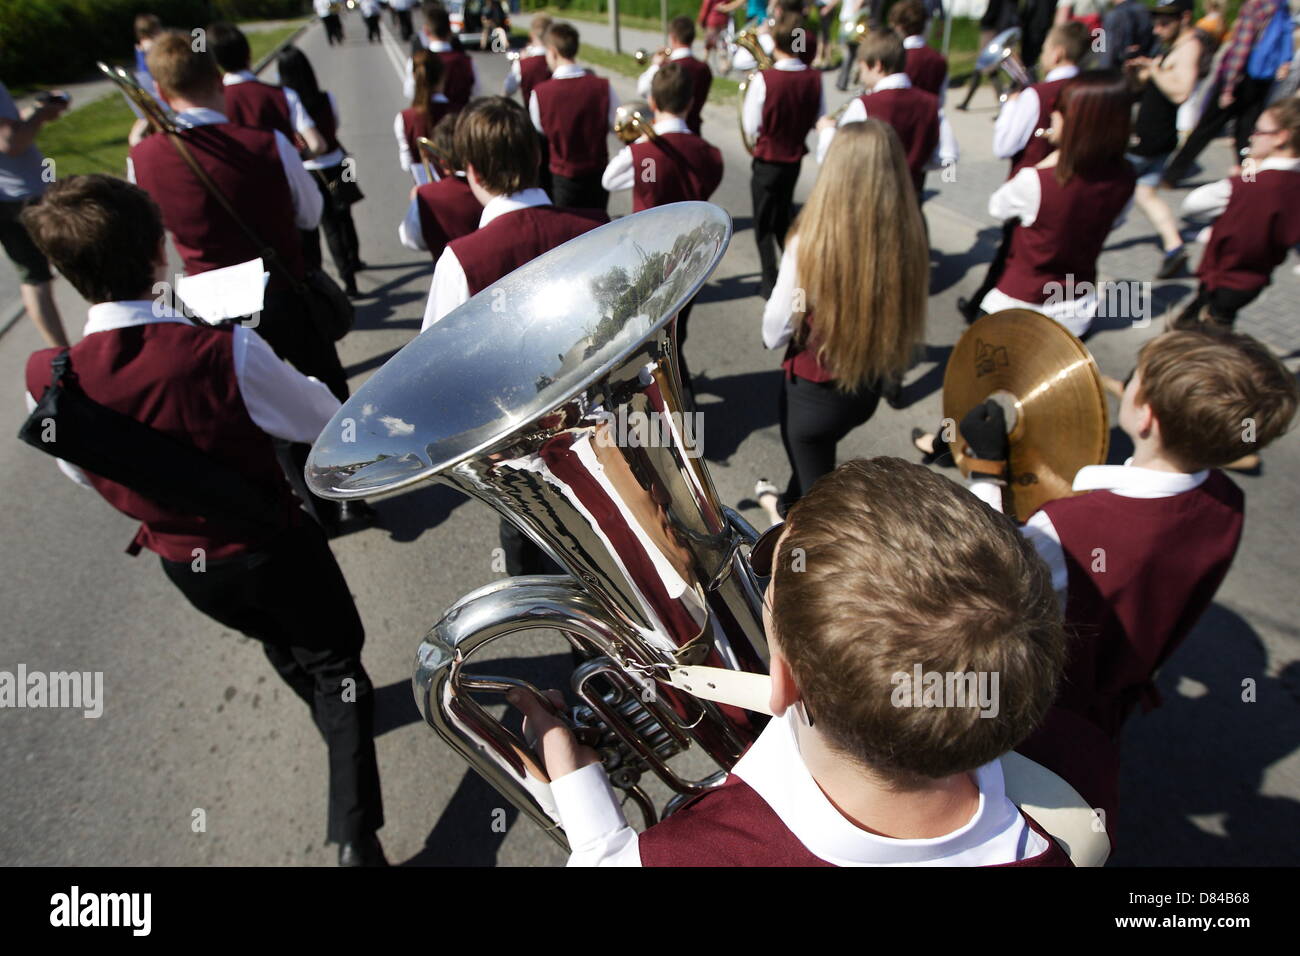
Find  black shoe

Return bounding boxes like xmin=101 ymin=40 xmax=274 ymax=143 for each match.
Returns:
xmin=881 ymin=379 xmax=905 ymax=409
xmin=912 ymin=427 xmax=953 ymax=466
xmin=344 ymin=277 xmax=360 ymax=298
xmin=1156 ymin=245 xmax=1187 ymax=280
xmin=350 ymin=258 xmax=368 ymax=272
xmin=338 ymin=833 xmax=388 ymax=867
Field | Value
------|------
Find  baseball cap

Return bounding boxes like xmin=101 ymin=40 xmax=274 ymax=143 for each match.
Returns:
xmin=1153 ymin=0 xmax=1193 ymax=16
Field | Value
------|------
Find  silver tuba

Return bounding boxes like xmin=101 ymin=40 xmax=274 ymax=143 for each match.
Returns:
xmin=975 ymin=26 xmax=1034 ymax=104
xmin=306 ymin=203 xmax=771 ymax=850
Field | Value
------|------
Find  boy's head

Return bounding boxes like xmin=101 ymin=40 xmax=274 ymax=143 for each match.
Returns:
xmin=1249 ymin=98 xmax=1300 ymax=161
xmin=207 ymin=21 xmax=251 ymax=74
xmin=1123 ymin=330 xmax=1298 ymax=470
xmin=134 ymin=13 xmax=163 ymax=51
xmin=765 ymin=458 xmax=1065 ymax=784
xmin=772 ymin=12 xmax=806 ymax=58
xmin=857 ymin=27 xmax=906 ymax=88
xmin=650 ymin=61 xmax=693 ymax=118
xmin=1042 ymin=21 xmax=1088 ymax=70
xmin=668 ymin=15 xmax=695 ymax=48
xmin=454 ymin=96 xmax=540 ymax=201
xmin=21 ymin=175 xmax=165 ymax=305
xmin=529 ymin=13 xmax=553 ymax=45
xmin=147 ymin=31 xmax=223 ymax=105
xmin=431 ymin=111 xmax=461 ymax=173
xmin=546 ymin=21 xmax=580 ymax=66
xmin=888 ymin=0 xmax=928 ymax=39
xmin=425 ymin=4 xmax=452 ymax=40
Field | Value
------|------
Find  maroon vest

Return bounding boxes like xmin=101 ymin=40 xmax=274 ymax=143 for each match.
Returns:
xmin=997 ymin=162 xmax=1136 ymax=304
xmin=1198 ymin=168 xmax=1300 ymax=292
xmin=628 ymin=131 xmax=724 ymax=212
xmin=638 ymin=774 xmax=1072 ymax=866
xmin=130 ymin=123 xmax=306 ymax=291
xmin=1037 ymin=471 xmax=1244 ymax=738
xmin=25 ymin=324 xmax=299 ymax=562
xmin=861 ymin=86 xmax=940 ymax=194
xmin=222 ymin=80 xmax=295 ymax=142
xmin=534 ymin=72 xmax=612 ymax=178
xmin=438 ymin=49 xmax=475 ymax=110
xmin=415 ymin=175 xmax=482 ymax=259
xmin=1010 ymin=76 xmax=1073 ymax=175
xmin=782 ymin=310 xmax=835 ymax=384
xmin=673 ymin=55 xmax=713 ymax=135
xmin=450 ymin=205 xmax=608 ymax=295
xmin=753 ymin=66 xmax=822 ymax=164
xmin=518 ymin=54 xmax=552 ymax=105
xmin=904 ymin=43 xmax=948 ymax=97
xmin=400 ymin=102 xmax=454 ymax=168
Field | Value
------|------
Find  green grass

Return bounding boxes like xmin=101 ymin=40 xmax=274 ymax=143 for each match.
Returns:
xmin=33 ymin=22 xmax=306 ymax=180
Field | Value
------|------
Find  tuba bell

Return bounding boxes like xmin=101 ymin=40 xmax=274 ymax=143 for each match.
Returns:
xmin=974 ymin=26 xmax=1034 ymax=104
xmin=306 ymin=203 xmax=772 ymax=849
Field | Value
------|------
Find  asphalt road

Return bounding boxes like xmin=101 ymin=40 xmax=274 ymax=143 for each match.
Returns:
xmin=0 ymin=12 xmax=1296 ymax=867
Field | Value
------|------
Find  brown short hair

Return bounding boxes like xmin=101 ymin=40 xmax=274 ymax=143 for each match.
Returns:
xmin=888 ymin=0 xmax=928 ymax=38
xmin=21 ymin=175 xmax=164 ymax=305
xmin=426 ymin=4 xmax=452 ymax=38
xmin=147 ymin=30 xmax=222 ymax=101
xmin=668 ymin=15 xmax=695 ymax=46
xmin=135 ymin=13 xmax=163 ymax=42
xmin=651 ymin=61 xmax=694 ymax=116
xmin=431 ymin=112 xmax=461 ymax=172
xmin=1047 ymin=20 xmax=1089 ymax=65
xmin=546 ymin=21 xmax=580 ymax=60
xmin=530 ymin=13 xmax=553 ymax=40
xmin=771 ymin=458 xmax=1065 ymax=781
xmin=857 ymin=26 xmax=906 ymax=75
xmin=1266 ymin=97 xmax=1300 ymax=154
xmin=1136 ymin=330 xmax=1298 ymax=469
xmin=773 ymin=12 xmax=807 ymax=57
xmin=454 ymin=97 xmax=540 ymax=195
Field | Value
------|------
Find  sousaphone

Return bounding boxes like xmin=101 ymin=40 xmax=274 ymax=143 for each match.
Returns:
xmin=944 ymin=309 xmax=1110 ymax=521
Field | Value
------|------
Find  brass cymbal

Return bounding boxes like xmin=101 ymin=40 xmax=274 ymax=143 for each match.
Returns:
xmin=943 ymin=309 xmax=1109 ymax=521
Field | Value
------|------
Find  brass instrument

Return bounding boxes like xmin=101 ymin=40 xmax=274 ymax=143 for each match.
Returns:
xmin=943 ymin=309 xmax=1109 ymax=521
xmin=827 ymin=87 xmax=865 ymax=124
xmin=735 ymin=29 xmax=774 ymax=155
xmin=96 ymin=60 xmax=178 ymax=134
xmin=613 ymin=101 xmax=659 ymax=145
xmin=306 ymin=203 xmax=771 ymax=848
xmin=634 ymin=47 xmax=670 ymax=67
xmin=974 ymin=26 xmax=1034 ymax=104
xmin=416 ymin=135 xmax=445 ymax=181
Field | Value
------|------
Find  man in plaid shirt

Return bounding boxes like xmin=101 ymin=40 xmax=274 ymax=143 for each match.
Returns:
xmin=1163 ymin=0 xmax=1290 ymax=185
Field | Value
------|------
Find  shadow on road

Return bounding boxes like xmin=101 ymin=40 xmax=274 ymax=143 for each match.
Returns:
xmin=372 ymin=482 xmax=469 ymax=544
xmin=691 ymin=367 xmax=784 ymax=464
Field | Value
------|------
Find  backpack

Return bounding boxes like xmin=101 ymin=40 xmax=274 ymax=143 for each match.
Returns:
xmin=1246 ymin=0 xmax=1295 ymax=80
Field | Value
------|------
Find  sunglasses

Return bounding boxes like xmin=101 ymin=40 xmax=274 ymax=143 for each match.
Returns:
xmin=746 ymin=522 xmax=783 ymax=578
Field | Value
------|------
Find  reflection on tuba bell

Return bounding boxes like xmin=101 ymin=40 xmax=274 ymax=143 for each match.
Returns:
xmin=613 ymin=101 xmax=659 ymax=145
xmin=306 ymin=203 xmax=772 ymax=848
xmin=974 ymin=26 xmax=1034 ymax=104
xmin=735 ymin=30 xmax=774 ymax=155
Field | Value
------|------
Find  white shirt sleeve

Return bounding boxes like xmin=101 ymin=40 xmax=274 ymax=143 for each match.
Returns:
xmin=601 ymin=145 xmax=636 ymax=193
xmin=762 ymin=236 xmax=801 ymax=350
xmin=992 ymin=87 xmax=1041 ymax=160
xmin=233 ymin=326 xmax=341 ymax=444
xmin=1182 ymin=177 xmax=1233 ymax=223
xmin=273 ymin=130 xmax=323 ymax=230
xmin=741 ymin=72 xmax=766 ymax=145
xmin=24 ymin=391 xmax=93 ymax=489
xmin=399 ymin=195 xmax=428 ymax=251
xmin=968 ymin=479 xmax=1069 ymax=607
xmin=504 ymin=58 xmax=522 ymax=96
xmin=395 ymin=111 xmax=413 ymax=171
xmin=403 ymin=57 xmax=415 ymax=101
xmin=422 ymin=246 xmax=471 ymax=332
xmin=934 ymin=107 xmax=959 ymax=169
xmin=636 ymin=64 xmax=658 ymax=99
xmin=529 ymin=90 xmax=544 ymax=133
xmin=607 ymin=83 xmax=621 ymax=129
xmin=989 ymin=166 xmax=1041 ymax=226
xmin=282 ymin=86 xmax=317 ymax=134
xmin=815 ymin=96 xmax=865 ymax=164
xmin=550 ymin=763 xmax=643 ymax=866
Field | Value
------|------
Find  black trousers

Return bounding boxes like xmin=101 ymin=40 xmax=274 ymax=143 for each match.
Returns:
xmin=968 ymin=219 xmax=1018 ymax=311
xmin=551 ymin=172 xmax=608 ymax=212
xmin=161 ymin=520 xmax=383 ymax=844
xmin=837 ymin=41 xmax=859 ymax=89
xmin=751 ymin=157 xmax=802 ymax=295
xmin=302 ymin=167 xmax=361 ymax=288
xmin=323 ymin=13 xmax=344 ymax=44
xmin=1164 ymin=77 xmax=1274 ymax=185
xmin=258 ymin=286 xmax=349 ymax=402
xmin=778 ymin=373 xmax=881 ymax=511
xmin=1175 ymin=283 xmax=1261 ymax=327
xmin=397 ymin=8 xmax=414 ymax=41
xmin=364 ymin=14 xmax=380 ymax=42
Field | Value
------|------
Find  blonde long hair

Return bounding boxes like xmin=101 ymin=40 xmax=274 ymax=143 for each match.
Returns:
xmin=791 ymin=120 xmax=928 ymax=393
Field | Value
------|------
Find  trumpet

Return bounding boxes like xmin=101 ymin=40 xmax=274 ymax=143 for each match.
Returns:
xmin=634 ymin=47 xmax=670 ymax=67
xmin=735 ymin=29 xmax=774 ymax=155
xmin=613 ymin=101 xmax=659 ymax=145
xmin=974 ymin=26 xmax=1033 ymax=104
xmin=96 ymin=60 xmax=178 ymax=135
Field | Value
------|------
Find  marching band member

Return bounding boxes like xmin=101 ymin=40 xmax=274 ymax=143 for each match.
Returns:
xmin=814 ymin=27 xmax=957 ymax=200
xmin=423 ymin=5 xmax=478 ymax=111
xmin=391 ymin=0 xmax=416 ymax=42
xmin=699 ymin=0 xmax=745 ymax=66
xmin=636 ymin=16 xmax=713 ymax=136
xmin=603 ymin=62 xmax=724 ymax=388
xmin=1175 ymin=97 xmax=1300 ymax=331
xmin=757 ymin=121 xmax=927 ymax=520
xmin=890 ymin=0 xmax=948 ymax=101
xmin=399 ymin=114 xmax=482 ymax=259
xmin=530 ymin=23 xmax=621 ymax=212
xmin=127 ymin=14 xmax=166 ymax=147
xmin=316 ymin=0 xmax=345 ymax=46
xmin=743 ymin=13 xmax=824 ymax=298
xmin=776 ymin=0 xmax=821 ymax=67
xmin=504 ymin=14 xmax=553 ymax=103
xmin=976 ymin=71 xmax=1137 ymax=338
xmin=395 ymin=49 xmax=452 ymax=186
xmin=21 ymin=175 xmax=387 ymax=866
xmin=511 ymin=457 xmax=1077 ymax=867
xmin=209 ymin=22 xmax=327 ymax=157
xmin=360 ymin=0 xmax=382 ymax=43
xmin=835 ymin=0 xmax=866 ymax=92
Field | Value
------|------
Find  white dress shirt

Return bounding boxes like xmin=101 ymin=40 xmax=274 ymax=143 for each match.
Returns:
xmin=761 ymin=233 xmax=802 ymax=349
xmin=980 ymin=164 xmax=1132 ymax=337
xmin=222 ymin=70 xmax=317 ymax=137
xmin=360 ymin=0 xmax=382 ymax=15
xmin=600 ymin=116 xmax=691 ymax=192
xmin=1182 ymin=156 xmax=1300 ymax=224
xmin=992 ymin=65 xmax=1079 ymax=160
xmin=731 ymin=31 xmax=776 ymax=73
xmin=504 ymin=45 xmax=548 ymax=96
xmin=968 ymin=459 xmax=1211 ymax=606
xmin=741 ymin=58 xmax=825 ymax=147
xmin=814 ymin=72 xmax=957 ymax=168
xmin=314 ymin=0 xmax=333 ymax=16
xmin=903 ymin=34 xmax=947 ymax=107
xmin=394 ymin=94 xmax=451 ymax=186
xmin=636 ymin=47 xmax=699 ymax=99
xmin=553 ymin=706 xmax=1048 ymax=866
xmin=404 ymin=42 xmax=480 ymax=101
xmin=126 ymin=108 xmax=322 ymax=231
xmin=420 ymin=187 xmax=552 ymax=331
xmin=27 ymin=301 xmax=341 ymax=488
xmin=398 ymin=171 xmax=469 ymax=250
xmin=528 ymin=63 xmax=621 ymax=134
